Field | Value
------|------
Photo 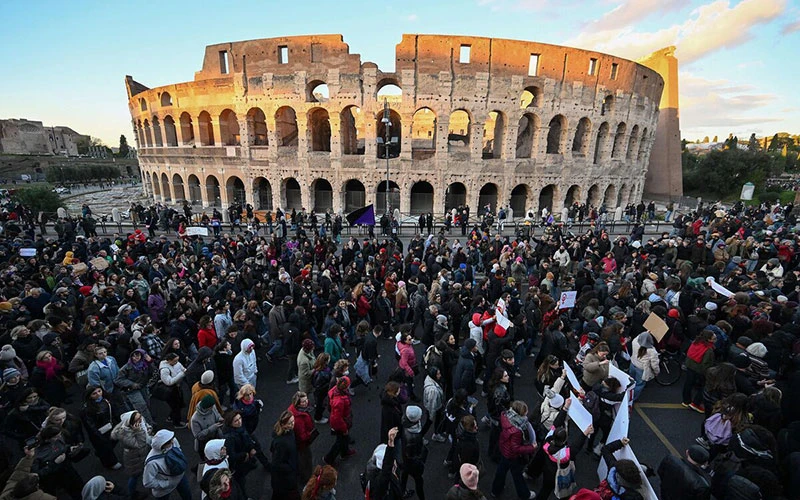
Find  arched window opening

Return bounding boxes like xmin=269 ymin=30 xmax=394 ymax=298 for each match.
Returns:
xmin=482 ymin=111 xmax=505 ymax=159
xmin=510 ymin=185 xmax=529 ymax=216
xmin=247 ymin=108 xmax=268 ymax=146
xmin=448 ymin=110 xmax=471 ymax=152
xmin=275 ymin=107 xmax=298 ymax=148
xmin=226 ymin=176 xmax=245 ymax=205
xmin=205 ymin=176 xmax=221 ymax=206
xmin=376 ymin=181 xmax=400 ymax=214
xmin=152 ymin=117 xmax=163 ymax=147
xmin=410 ymin=181 xmax=434 ymax=215
xmin=594 ymin=122 xmax=610 ymax=164
xmin=143 ymin=120 xmax=153 ymax=147
xmin=516 ymin=113 xmax=539 ymax=159
xmin=163 ymin=116 xmax=178 ymax=147
xmin=151 ymin=173 xmax=160 ymax=196
xmin=219 ymin=109 xmax=240 ymax=146
xmin=312 ymin=179 xmax=333 ymax=212
xmin=179 ymin=113 xmax=194 ymax=145
xmin=254 ymin=178 xmax=273 ymax=210
xmin=479 ymin=183 xmax=499 ymax=213
xmin=445 ymin=182 xmax=467 ymax=212
xmin=538 ymin=185 xmax=555 ymax=214
xmin=603 ymin=185 xmax=617 ymax=209
xmin=564 ymin=185 xmax=582 ymax=207
xmin=601 ymin=95 xmax=614 ymax=115
xmin=626 ymin=125 xmax=640 ymax=160
xmin=411 ymin=108 xmax=436 ymax=159
xmin=637 ymin=128 xmax=649 ymax=161
xmin=308 ymin=108 xmax=331 ymax=152
xmin=172 ymin=174 xmax=185 ymax=202
xmin=340 ymin=106 xmax=363 ymax=155
xmin=344 ymin=179 xmax=366 ymax=213
xmin=160 ymin=92 xmax=172 ymax=107
xmin=546 ymin=115 xmax=566 ymax=154
xmin=376 ymin=82 xmax=402 ymax=103
xmin=611 ymin=122 xmax=627 ymax=159
xmin=587 ymin=184 xmax=600 ymax=208
xmin=307 ymin=81 xmax=329 ymax=103
xmin=160 ymin=174 xmax=171 ymax=202
xmin=376 ymin=109 xmax=401 ymax=158
xmin=187 ymin=175 xmax=201 ymax=205
xmin=198 ymin=111 xmax=215 ymax=146
xmin=284 ymin=178 xmax=302 ymax=210
xmin=520 ymin=86 xmax=543 ymax=108
xmin=140 ymin=98 xmax=147 ymax=112
xmin=572 ymin=117 xmax=591 ymax=155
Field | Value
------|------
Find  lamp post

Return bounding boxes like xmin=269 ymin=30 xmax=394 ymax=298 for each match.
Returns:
xmin=381 ymin=100 xmax=391 ymax=217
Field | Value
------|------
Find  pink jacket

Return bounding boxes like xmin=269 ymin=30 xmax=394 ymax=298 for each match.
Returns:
xmin=398 ymin=342 xmax=417 ymax=377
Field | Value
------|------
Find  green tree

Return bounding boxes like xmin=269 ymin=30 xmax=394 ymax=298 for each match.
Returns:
xmin=12 ymin=186 xmax=64 ymax=214
xmin=118 ymin=135 xmax=130 ymax=158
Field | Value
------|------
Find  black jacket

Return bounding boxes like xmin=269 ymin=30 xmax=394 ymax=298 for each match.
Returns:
xmin=453 ymin=348 xmax=477 ymax=395
xmin=270 ymin=430 xmax=298 ymax=493
xmin=657 ymin=455 xmax=711 ymax=500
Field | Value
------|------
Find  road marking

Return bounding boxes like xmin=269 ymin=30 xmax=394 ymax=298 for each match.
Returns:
xmin=634 ymin=405 xmax=681 ymax=457
xmin=635 ymin=403 xmax=686 ymax=409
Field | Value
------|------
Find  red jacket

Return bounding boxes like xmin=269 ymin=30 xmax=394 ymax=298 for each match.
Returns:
xmin=356 ymin=295 xmax=372 ymax=318
xmin=197 ymin=327 xmax=217 ymax=349
xmin=499 ymin=412 xmax=537 ymax=460
xmin=328 ymin=387 xmax=352 ymax=434
xmin=288 ymin=403 xmax=315 ymax=449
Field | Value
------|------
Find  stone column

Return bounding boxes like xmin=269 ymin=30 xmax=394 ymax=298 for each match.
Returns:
xmin=211 ymin=117 xmax=223 ymax=147
xmin=174 ymin=121 xmax=184 ymax=147
xmin=435 ymin=116 xmax=449 ymax=157
xmin=503 ymin=123 xmax=519 ymax=160
xmin=364 ymin=117 xmax=377 ymax=160
xmin=399 ymin=181 xmax=411 ymax=216
xmin=400 ymin=117 xmax=412 ymax=161
xmin=471 ymin=123 xmax=484 ymax=161
xmin=329 ymin=113 xmax=341 ymax=160
xmin=238 ymin=116 xmax=252 ymax=151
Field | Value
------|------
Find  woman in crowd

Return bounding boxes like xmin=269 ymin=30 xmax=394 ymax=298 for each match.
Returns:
xmin=232 ymin=383 xmax=262 ymax=435
xmin=323 ymin=376 xmax=354 ymax=466
xmin=270 ymin=410 xmax=300 ymax=500
xmin=81 ymin=385 xmax=121 ymax=470
xmin=191 ymin=394 xmax=224 ymax=461
xmin=114 ymin=348 xmax=154 ymax=423
xmin=311 ymin=353 xmax=332 ymax=424
xmin=683 ymin=330 xmax=717 ymax=413
xmin=301 ymin=464 xmax=338 ymax=500
xmin=158 ymin=352 xmax=187 ymax=427
xmin=629 ymin=331 xmax=659 ymax=401
xmin=288 ymin=391 xmax=316 ymax=487
xmin=110 ymin=410 xmax=151 ymax=497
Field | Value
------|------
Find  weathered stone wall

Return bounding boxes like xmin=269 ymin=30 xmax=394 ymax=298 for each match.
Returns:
xmin=127 ymin=34 xmax=665 ymax=218
xmin=0 ymin=119 xmax=52 ymax=155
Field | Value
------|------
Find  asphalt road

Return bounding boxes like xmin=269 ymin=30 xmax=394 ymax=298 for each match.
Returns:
xmin=66 ymin=335 xmax=699 ymax=499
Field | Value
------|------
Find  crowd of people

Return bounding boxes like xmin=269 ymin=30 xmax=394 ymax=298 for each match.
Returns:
xmin=0 ymin=195 xmax=796 ymax=500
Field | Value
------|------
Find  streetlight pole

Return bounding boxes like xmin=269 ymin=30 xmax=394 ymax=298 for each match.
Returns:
xmin=382 ymin=100 xmax=391 ymax=217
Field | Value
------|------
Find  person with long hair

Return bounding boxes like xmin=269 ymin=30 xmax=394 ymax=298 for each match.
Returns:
xmin=323 ymin=376 xmax=355 ymax=465
xmin=311 ymin=353 xmax=332 ymax=423
xmin=703 ymin=393 xmax=751 ymax=458
xmin=487 ymin=368 xmax=511 ymax=463
xmin=629 ymin=332 xmax=659 ymax=401
xmin=232 ymin=384 xmax=262 ymax=435
xmin=490 ymin=400 xmax=538 ymax=500
xmin=271 ymin=410 xmax=300 ymax=500
xmin=110 ymin=410 xmax=152 ymax=497
xmin=158 ymin=352 xmax=187 ymax=427
xmin=535 ymin=355 xmax=563 ymax=396
xmin=288 ymin=391 xmax=316 ymax=487
xmin=301 ymin=464 xmax=337 ymax=500
xmin=115 ymin=348 xmax=155 ymax=423
xmin=221 ymin=410 xmax=261 ymax=490
xmin=581 ymin=342 xmax=611 ymax=390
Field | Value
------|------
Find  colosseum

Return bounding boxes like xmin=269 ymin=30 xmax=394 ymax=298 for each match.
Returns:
xmin=125 ymin=34 xmax=671 ymax=221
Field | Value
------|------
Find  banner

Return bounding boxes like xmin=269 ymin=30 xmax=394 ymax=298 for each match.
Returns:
xmin=346 ymin=204 xmax=376 ymax=226
xmin=563 ymin=363 xmax=582 ymax=394
xmin=186 ymin=226 xmax=209 ymax=236
xmin=568 ymin=397 xmax=593 ymax=434
xmin=706 ymin=277 xmax=733 ymax=298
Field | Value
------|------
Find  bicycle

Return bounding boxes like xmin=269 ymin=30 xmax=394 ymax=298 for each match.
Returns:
xmin=655 ymin=349 xmax=683 ymax=386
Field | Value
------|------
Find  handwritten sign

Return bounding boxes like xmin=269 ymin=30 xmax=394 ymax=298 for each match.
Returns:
xmin=185 ymin=226 xmax=209 ymax=236
xmin=643 ymin=312 xmax=669 ymax=342
xmin=559 ymin=291 xmax=577 ymax=309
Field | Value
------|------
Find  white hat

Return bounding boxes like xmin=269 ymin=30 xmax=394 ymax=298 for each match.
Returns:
xmin=549 ymin=394 xmax=565 ymax=409
xmin=704 ymin=302 xmax=718 ymax=311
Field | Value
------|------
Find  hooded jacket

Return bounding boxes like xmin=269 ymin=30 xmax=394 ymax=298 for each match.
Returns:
xmin=423 ymin=374 xmax=445 ymax=414
xmin=143 ymin=430 xmax=185 ymax=498
xmin=232 ymin=339 xmax=257 ymax=387
xmin=631 ymin=333 xmax=660 ymax=382
xmin=110 ymin=410 xmax=152 ymax=476
xmin=198 ymin=439 xmax=228 ymax=496
xmin=190 ymin=404 xmax=223 ymax=451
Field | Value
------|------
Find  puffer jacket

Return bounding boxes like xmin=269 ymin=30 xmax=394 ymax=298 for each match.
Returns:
xmin=539 ymin=376 xmax=566 ymax=429
xmin=111 ymin=411 xmax=152 ymax=476
xmin=190 ymin=405 xmax=223 ymax=452
xmin=328 ymin=386 xmax=352 ymax=434
xmin=631 ymin=337 xmax=660 ymax=382
xmin=498 ymin=410 xmax=536 ymax=460
xmin=423 ymin=375 xmax=444 ymax=414
xmin=143 ymin=431 xmax=186 ymax=498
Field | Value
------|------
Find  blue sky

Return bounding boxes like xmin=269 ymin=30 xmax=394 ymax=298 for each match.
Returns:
xmin=1 ymin=0 xmax=798 ymax=147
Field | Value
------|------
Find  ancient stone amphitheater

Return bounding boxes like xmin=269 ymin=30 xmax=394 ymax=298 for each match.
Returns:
xmin=126 ymin=34 xmax=667 ymax=219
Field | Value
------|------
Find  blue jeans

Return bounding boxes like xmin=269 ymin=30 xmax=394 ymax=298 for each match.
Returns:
xmin=268 ymin=338 xmax=284 ymax=357
xmin=628 ymin=363 xmax=646 ymax=401
xmin=492 ymin=456 xmax=530 ymax=499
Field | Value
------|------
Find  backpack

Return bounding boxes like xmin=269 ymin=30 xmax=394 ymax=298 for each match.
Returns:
xmin=146 ymin=447 xmax=188 ymax=476
xmin=704 ymin=413 xmax=733 ymax=445
xmin=423 ymin=345 xmax=442 ymax=373
xmin=582 ymin=390 xmax=601 ymax=420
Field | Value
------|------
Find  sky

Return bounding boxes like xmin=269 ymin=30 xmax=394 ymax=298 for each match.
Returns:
xmin=1 ymin=0 xmax=798 ymax=147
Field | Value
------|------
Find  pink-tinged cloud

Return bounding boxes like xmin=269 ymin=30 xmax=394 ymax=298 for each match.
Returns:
xmin=782 ymin=19 xmax=800 ymax=34
xmin=584 ymin=0 xmax=691 ymax=31
xmin=568 ymin=0 xmax=787 ymax=64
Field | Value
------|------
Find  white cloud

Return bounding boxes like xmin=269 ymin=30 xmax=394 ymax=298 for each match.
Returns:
xmin=583 ymin=0 xmax=690 ymax=31
xmin=782 ymin=19 xmax=800 ymax=34
xmin=568 ymin=0 xmax=786 ymax=64
xmin=406 ymin=13 xmax=418 ymax=21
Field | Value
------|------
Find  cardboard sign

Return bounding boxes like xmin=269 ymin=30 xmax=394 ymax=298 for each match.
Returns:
xmin=643 ymin=312 xmax=669 ymax=342
xmin=19 ymin=248 xmax=36 ymax=257
xmin=89 ymin=257 xmax=109 ymax=270
xmin=71 ymin=263 xmax=88 ymax=275
xmin=186 ymin=226 xmax=209 ymax=236
xmin=559 ymin=291 xmax=577 ymax=309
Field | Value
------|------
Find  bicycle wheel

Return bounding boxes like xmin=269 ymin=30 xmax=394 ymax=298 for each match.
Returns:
xmin=655 ymin=358 xmax=682 ymax=386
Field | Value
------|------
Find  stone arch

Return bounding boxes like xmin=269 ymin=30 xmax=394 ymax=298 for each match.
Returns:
xmin=160 ymin=173 xmax=171 ymax=202
xmin=152 ymin=116 xmax=163 ymax=147
xmin=448 ymin=110 xmax=471 ymax=152
xmin=637 ymin=127 xmax=649 ymax=161
xmin=411 ymin=107 xmax=436 ymax=158
xmin=618 ymin=183 xmax=630 ymax=206
xmin=538 ymin=184 xmax=557 ymax=214
xmin=308 ymin=108 xmax=331 ymax=152
xmin=179 ymin=113 xmax=194 ymax=145
xmin=376 ymin=80 xmax=402 ymax=100
xmin=198 ymin=111 xmax=215 ymax=146
xmin=219 ymin=109 xmax=240 ymax=146
xmin=482 ymin=111 xmax=506 ymax=159
xmin=546 ymin=115 xmax=567 ymax=154
xmin=376 ymin=108 xmax=401 ymax=158
xmin=564 ymin=185 xmax=582 ymax=207
xmin=283 ymin=178 xmax=302 ymax=210
xmin=516 ymin=113 xmax=540 ymax=159
xmin=172 ymin=174 xmax=185 ymax=202
xmin=163 ymin=116 xmax=178 ymax=147
xmin=479 ymin=183 xmax=499 ymax=213
xmin=611 ymin=122 xmax=627 ymax=158
xmin=254 ymin=177 xmax=273 ymax=210
xmin=445 ymin=182 xmax=467 ymax=212
xmin=307 ymin=80 xmax=329 ymax=103
xmin=410 ymin=181 xmax=434 ymax=215
xmin=205 ymin=175 xmax=221 ymax=206
xmin=160 ymin=92 xmax=172 ymax=107
xmin=343 ymin=179 xmax=366 ymax=213
xmin=226 ymin=176 xmax=245 ymax=205
xmin=601 ymin=95 xmax=614 ymax=115
xmin=376 ymin=180 xmax=400 ymax=214
xmin=247 ymin=108 xmax=268 ymax=146
xmin=151 ymin=172 xmax=160 ymax=197
xmin=275 ymin=107 xmax=298 ymax=148
xmin=139 ymin=98 xmax=147 ymax=112
xmin=187 ymin=174 xmax=201 ymax=204
xmin=593 ymin=122 xmax=610 ymax=164
xmin=603 ymin=184 xmax=617 ymax=209
xmin=572 ymin=117 xmax=592 ymax=155
xmin=340 ymin=105 xmax=363 ymax=155
xmin=311 ymin=178 xmax=333 ymax=212
xmin=510 ymin=184 xmax=530 ymax=216
xmin=626 ymin=125 xmax=640 ymax=160
xmin=520 ymin=86 xmax=543 ymax=108
xmin=143 ymin=119 xmax=153 ymax=147
xmin=587 ymin=184 xmax=601 ymax=207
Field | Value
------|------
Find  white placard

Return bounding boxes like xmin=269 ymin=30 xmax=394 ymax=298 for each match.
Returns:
xmin=559 ymin=291 xmax=577 ymax=309
xmin=19 ymin=248 xmax=36 ymax=257
xmin=568 ymin=398 xmax=594 ymax=434
xmin=598 ymin=390 xmax=630 ymax=479
xmin=563 ymin=363 xmax=582 ymax=393
xmin=618 ymin=446 xmax=659 ymax=500
xmin=110 ymin=244 xmax=119 ymax=253
xmin=609 ymin=362 xmax=633 ymax=390
xmin=496 ymin=313 xmax=510 ymax=330
xmin=186 ymin=226 xmax=209 ymax=236
xmin=706 ymin=277 xmax=733 ymax=298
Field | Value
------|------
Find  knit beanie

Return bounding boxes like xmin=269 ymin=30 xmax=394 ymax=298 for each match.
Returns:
xmin=0 ymin=345 xmax=16 ymax=361
xmin=405 ymin=405 xmax=423 ymax=423
xmin=198 ymin=394 xmax=216 ymax=409
xmin=201 ymin=370 xmax=214 ymax=385
xmin=460 ymin=463 xmax=479 ymax=490
xmin=2 ymin=368 xmax=21 ymax=382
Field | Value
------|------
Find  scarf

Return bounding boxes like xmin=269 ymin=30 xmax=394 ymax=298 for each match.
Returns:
xmin=130 ymin=349 xmax=148 ymax=371
xmin=36 ymin=356 xmax=59 ymax=380
xmin=687 ymin=341 xmax=712 ymax=364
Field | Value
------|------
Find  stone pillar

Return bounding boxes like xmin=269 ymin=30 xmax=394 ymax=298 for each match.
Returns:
xmin=296 ymin=114 xmax=309 ymax=158
xmin=329 ymin=114 xmax=341 ymax=160
xmin=238 ymin=116 xmax=251 ymax=153
xmin=400 ymin=117 xmax=412 ymax=161
xmin=200 ymin=183 xmax=209 ymax=208
xmin=365 ymin=117 xmax=377 ymax=159
xmin=400 ymin=181 xmax=411 ymax=216
xmin=435 ymin=116 xmax=449 ymax=157
xmin=433 ymin=184 xmax=445 ymax=216
xmin=211 ymin=117 xmax=223 ymax=148
xmin=300 ymin=184 xmax=312 ymax=212
xmin=503 ymin=123 xmax=519 ymax=160
xmin=471 ymin=123 xmax=484 ymax=161
xmin=174 ymin=121 xmax=184 ymax=147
